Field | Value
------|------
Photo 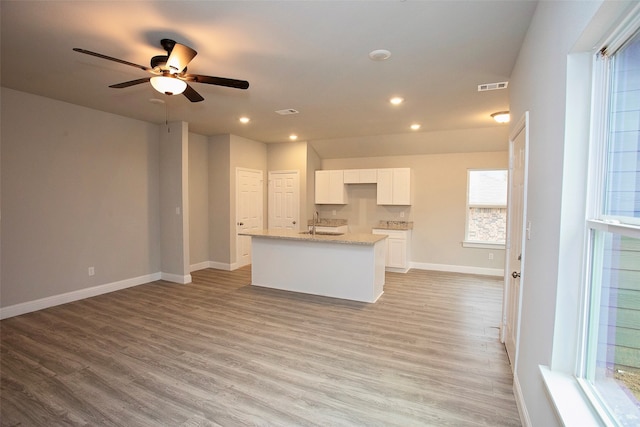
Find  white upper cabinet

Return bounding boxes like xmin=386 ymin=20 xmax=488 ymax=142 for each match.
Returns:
xmin=343 ymin=169 xmax=378 ymax=184
xmin=377 ymin=168 xmax=411 ymax=205
xmin=315 ymin=170 xmax=347 ymax=204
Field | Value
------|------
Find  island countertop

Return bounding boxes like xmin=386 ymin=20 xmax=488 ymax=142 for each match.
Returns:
xmin=239 ymin=229 xmax=387 ymax=245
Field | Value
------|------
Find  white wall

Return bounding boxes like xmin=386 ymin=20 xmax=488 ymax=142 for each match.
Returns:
xmin=1 ymin=88 xmax=161 ymax=308
xmin=508 ymin=1 xmax=603 ymax=425
xmin=189 ymin=132 xmax=209 ymax=267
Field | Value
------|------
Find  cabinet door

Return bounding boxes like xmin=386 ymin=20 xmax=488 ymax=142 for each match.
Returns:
xmin=387 ymin=238 xmax=407 ymax=268
xmin=360 ymin=169 xmax=378 ymax=183
xmin=343 ymin=169 xmax=360 ymax=184
xmin=392 ymin=168 xmax=411 ymax=205
xmin=376 ymin=169 xmax=393 ymax=205
xmin=315 ymin=170 xmax=330 ymax=204
xmin=328 ymin=170 xmax=346 ymax=204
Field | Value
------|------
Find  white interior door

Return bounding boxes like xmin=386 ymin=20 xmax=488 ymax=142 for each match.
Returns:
xmin=268 ymin=171 xmax=300 ymax=230
xmin=236 ymin=168 xmax=263 ymax=268
xmin=503 ymin=112 xmax=529 ymax=370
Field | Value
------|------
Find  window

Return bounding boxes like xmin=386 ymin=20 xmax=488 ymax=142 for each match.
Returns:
xmin=579 ymin=23 xmax=640 ymax=426
xmin=464 ymin=169 xmax=507 ymax=247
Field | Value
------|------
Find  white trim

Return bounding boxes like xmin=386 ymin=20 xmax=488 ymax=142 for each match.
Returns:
xmin=513 ymin=372 xmax=532 ymax=427
xmin=462 ymin=241 xmax=506 ymax=249
xmin=539 ymin=366 xmax=605 ymax=427
xmin=410 ymin=262 xmax=504 ymax=277
xmin=189 ymin=261 xmax=234 ymax=272
xmin=160 ymin=272 xmax=192 ymax=284
xmin=0 ymin=272 xmax=162 ymax=320
xmin=190 ymin=261 xmax=211 ymax=272
xmin=211 ymin=261 xmax=234 ymax=271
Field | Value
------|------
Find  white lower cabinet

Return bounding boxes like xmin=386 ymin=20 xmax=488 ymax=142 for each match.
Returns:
xmin=371 ymin=229 xmax=411 ymax=273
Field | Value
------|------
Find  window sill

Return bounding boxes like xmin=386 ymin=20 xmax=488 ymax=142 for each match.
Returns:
xmin=539 ymin=366 xmax=605 ymax=427
xmin=461 ymin=241 xmax=506 ymax=249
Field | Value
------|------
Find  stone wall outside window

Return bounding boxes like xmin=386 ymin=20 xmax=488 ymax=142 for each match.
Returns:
xmin=468 ymin=207 xmax=506 ymax=243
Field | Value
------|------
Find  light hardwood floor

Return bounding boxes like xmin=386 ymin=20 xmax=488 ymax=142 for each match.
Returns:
xmin=1 ymin=267 xmax=521 ymax=426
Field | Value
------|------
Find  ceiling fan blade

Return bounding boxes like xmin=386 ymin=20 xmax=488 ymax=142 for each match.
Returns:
xmin=183 ymin=84 xmax=204 ymax=102
xmin=167 ymin=43 xmax=197 ymax=73
xmin=109 ymin=78 xmax=151 ymax=89
xmin=73 ymin=48 xmax=152 ymax=72
xmin=182 ymin=73 xmax=250 ymax=90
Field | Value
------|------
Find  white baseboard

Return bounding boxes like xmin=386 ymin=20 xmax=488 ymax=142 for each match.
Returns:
xmin=189 ymin=261 xmax=233 ymax=272
xmin=190 ymin=261 xmax=211 ymax=272
xmin=0 ymin=272 xmax=161 ymax=320
xmin=209 ymin=261 xmax=233 ymax=271
xmin=410 ymin=262 xmax=504 ymax=277
xmin=160 ymin=272 xmax=192 ymax=284
xmin=513 ymin=372 xmax=532 ymax=427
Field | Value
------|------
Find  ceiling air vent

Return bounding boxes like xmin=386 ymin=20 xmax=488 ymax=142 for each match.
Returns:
xmin=478 ymin=81 xmax=508 ymax=92
xmin=275 ymin=108 xmax=299 ymax=115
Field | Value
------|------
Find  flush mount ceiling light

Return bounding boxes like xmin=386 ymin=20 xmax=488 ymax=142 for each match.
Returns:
xmin=289 ymin=134 xmax=298 ymax=141
xmin=239 ymin=117 xmax=250 ymax=124
xmin=369 ymin=49 xmax=391 ymax=61
xmin=491 ymin=111 xmax=510 ymax=123
xmin=150 ymin=75 xmax=187 ymax=95
xmin=390 ymin=97 xmax=404 ymax=105
xmin=410 ymin=124 xmax=421 ymax=131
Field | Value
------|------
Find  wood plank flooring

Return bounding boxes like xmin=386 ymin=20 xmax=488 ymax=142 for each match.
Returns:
xmin=1 ymin=267 xmax=521 ymax=426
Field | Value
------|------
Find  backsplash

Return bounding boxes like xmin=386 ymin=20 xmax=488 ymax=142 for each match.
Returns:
xmin=315 ymin=184 xmax=411 ymax=233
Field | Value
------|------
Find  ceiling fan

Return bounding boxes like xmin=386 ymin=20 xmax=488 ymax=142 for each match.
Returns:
xmin=73 ymin=39 xmax=249 ymax=102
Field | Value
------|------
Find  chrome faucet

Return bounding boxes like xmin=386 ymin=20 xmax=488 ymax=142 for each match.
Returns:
xmin=312 ymin=211 xmax=319 ymax=236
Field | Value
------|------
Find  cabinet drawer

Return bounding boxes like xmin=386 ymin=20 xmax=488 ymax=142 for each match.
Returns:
xmin=372 ymin=229 xmax=408 ymax=240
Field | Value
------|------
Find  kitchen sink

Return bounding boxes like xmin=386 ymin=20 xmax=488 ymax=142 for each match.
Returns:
xmin=299 ymin=231 xmax=344 ymax=236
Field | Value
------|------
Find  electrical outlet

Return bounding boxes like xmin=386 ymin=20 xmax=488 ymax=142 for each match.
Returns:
xmin=88 ymin=266 xmax=95 ymax=276
xmin=488 ymin=253 xmax=494 ymax=260
xmin=400 ymin=212 xmax=405 ymax=218
xmin=332 ymin=210 xmax=336 ymax=216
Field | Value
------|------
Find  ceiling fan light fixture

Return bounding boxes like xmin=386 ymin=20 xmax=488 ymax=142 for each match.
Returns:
xmin=491 ymin=111 xmax=510 ymax=123
xmin=150 ymin=75 xmax=187 ymax=95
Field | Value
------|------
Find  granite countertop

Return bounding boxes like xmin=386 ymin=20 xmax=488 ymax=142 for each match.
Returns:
xmin=306 ymin=218 xmax=348 ymax=227
xmin=373 ymin=220 xmax=414 ymax=230
xmin=239 ymin=229 xmax=386 ymax=245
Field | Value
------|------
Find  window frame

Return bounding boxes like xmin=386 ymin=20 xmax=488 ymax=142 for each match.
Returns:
xmin=575 ymin=14 xmax=640 ymax=425
xmin=463 ymin=168 xmax=508 ymax=249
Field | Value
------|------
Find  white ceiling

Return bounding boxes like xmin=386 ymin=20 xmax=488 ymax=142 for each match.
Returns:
xmin=1 ymin=0 xmax=537 ymax=158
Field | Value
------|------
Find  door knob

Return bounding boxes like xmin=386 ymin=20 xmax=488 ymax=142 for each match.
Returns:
xmin=292 ymin=221 xmax=296 ymax=224
xmin=238 ymin=222 xmax=244 ymax=226
xmin=512 ymin=271 xmax=521 ymax=279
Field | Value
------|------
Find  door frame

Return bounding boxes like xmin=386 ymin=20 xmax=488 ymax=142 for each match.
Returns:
xmin=501 ymin=111 xmax=530 ymax=371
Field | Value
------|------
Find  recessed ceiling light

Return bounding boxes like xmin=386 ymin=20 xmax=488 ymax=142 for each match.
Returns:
xmin=369 ymin=49 xmax=391 ymax=61
xmin=410 ymin=124 xmax=421 ymax=130
xmin=390 ymin=97 xmax=404 ymax=105
xmin=239 ymin=117 xmax=250 ymax=124
xmin=289 ymin=134 xmax=298 ymax=141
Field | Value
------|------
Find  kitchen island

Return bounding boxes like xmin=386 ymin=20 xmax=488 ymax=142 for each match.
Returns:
xmin=238 ymin=229 xmax=387 ymax=303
